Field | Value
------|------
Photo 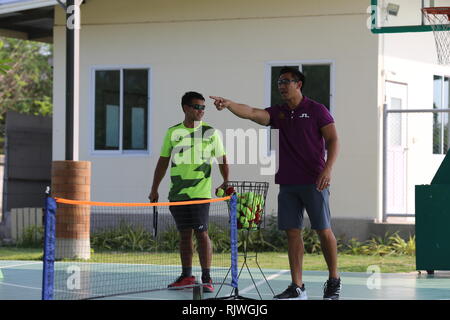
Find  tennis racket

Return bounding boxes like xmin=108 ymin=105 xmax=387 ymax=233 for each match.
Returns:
xmin=153 ymin=206 xmax=158 ymax=238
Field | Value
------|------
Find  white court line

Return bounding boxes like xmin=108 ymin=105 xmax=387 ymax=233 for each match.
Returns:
xmin=239 ymin=269 xmax=290 ymax=294
xmin=0 ymin=282 xmax=41 ymax=291
xmin=0 ymin=262 xmax=42 ymax=269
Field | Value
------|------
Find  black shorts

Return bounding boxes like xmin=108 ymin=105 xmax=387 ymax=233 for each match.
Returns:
xmin=169 ymin=199 xmax=210 ymax=232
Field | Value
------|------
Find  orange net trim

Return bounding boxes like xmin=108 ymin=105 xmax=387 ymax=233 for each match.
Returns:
xmin=54 ymin=196 xmax=231 ymax=207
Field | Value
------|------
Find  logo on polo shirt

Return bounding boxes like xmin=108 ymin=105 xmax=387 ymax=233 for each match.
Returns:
xmin=299 ymin=113 xmax=310 ymax=119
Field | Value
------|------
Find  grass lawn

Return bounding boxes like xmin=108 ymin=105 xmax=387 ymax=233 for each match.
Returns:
xmin=0 ymin=247 xmax=416 ymax=273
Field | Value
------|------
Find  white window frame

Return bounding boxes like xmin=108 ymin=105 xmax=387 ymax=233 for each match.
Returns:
xmin=264 ymin=60 xmax=336 ymax=154
xmin=90 ymin=65 xmax=152 ymax=157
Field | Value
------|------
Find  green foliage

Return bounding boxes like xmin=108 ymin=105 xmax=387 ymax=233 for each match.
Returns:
xmin=158 ymin=226 xmax=181 ymax=252
xmin=0 ymin=37 xmax=53 ymax=121
xmin=0 ymin=40 xmax=11 ymax=74
xmin=260 ymin=215 xmax=288 ymax=250
xmin=88 ymin=220 xmax=415 ymax=257
xmin=209 ymin=223 xmax=231 ymax=253
xmin=302 ymin=228 xmax=322 ymax=254
xmin=16 ymin=225 xmax=44 ymax=248
xmin=91 ymin=222 xmax=156 ymax=251
xmin=253 ymin=218 xmax=415 ymax=256
xmin=338 ymin=232 xmax=416 ymax=256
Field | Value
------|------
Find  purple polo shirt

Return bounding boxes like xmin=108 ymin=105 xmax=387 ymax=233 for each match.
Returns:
xmin=265 ymin=96 xmax=334 ymax=185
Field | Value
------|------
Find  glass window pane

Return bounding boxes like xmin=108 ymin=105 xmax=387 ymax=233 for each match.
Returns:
xmin=95 ymin=70 xmax=120 ymax=150
xmin=433 ymin=112 xmax=443 ymax=154
xmin=123 ymin=69 xmax=148 ymax=150
xmin=433 ymin=76 xmax=443 ymax=154
xmin=434 ymin=75 xmax=442 ymax=109
xmin=302 ymin=64 xmax=331 ymax=110
xmin=389 ymin=98 xmax=402 ymax=146
xmin=445 ymin=77 xmax=450 ymax=154
xmin=445 ymin=77 xmax=449 ymax=109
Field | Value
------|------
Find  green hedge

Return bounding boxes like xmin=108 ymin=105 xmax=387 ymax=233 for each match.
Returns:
xmin=88 ymin=216 xmax=415 ymax=256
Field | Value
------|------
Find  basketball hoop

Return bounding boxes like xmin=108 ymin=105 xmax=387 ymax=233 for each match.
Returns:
xmin=422 ymin=7 xmax=450 ymax=65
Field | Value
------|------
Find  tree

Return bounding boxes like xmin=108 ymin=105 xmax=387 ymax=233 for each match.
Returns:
xmin=0 ymin=37 xmax=53 ymax=121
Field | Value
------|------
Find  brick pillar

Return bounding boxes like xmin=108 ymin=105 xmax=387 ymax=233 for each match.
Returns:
xmin=51 ymin=161 xmax=91 ymax=260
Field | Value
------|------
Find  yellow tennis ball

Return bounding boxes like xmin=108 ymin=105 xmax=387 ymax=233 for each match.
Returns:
xmin=216 ymin=188 xmax=225 ymax=197
xmin=247 ymin=192 xmax=254 ymax=206
xmin=244 ymin=206 xmax=252 ymax=218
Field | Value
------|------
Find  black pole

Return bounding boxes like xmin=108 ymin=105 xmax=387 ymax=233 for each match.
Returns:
xmin=65 ymin=0 xmax=74 ymax=161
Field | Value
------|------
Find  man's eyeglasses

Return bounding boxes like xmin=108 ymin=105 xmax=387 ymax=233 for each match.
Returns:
xmin=277 ymin=79 xmax=298 ymax=86
xmin=188 ymin=104 xmax=206 ymax=110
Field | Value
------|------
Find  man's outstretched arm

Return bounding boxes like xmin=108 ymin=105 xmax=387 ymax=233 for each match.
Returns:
xmin=210 ymin=96 xmax=270 ymax=126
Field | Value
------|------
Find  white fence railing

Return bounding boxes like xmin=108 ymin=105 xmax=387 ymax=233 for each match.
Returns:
xmin=10 ymin=208 xmax=43 ymax=242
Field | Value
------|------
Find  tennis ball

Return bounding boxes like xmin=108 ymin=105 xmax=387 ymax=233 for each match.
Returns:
xmin=239 ymin=215 xmax=246 ymax=224
xmin=215 ymin=188 xmax=225 ymax=197
xmin=244 ymin=206 xmax=252 ymax=218
xmin=259 ymin=197 xmax=265 ymax=207
xmin=247 ymin=192 xmax=255 ymax=206
xmin=243 ymin=221 xmax=249 ymax=229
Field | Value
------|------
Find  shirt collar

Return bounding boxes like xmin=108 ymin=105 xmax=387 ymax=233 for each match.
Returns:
xmin=280 ymin=96 xmax=308 ymax=111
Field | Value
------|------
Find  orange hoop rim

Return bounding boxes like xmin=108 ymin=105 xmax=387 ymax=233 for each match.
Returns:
xmin=422 ymin=7 xmax=450 ymax=16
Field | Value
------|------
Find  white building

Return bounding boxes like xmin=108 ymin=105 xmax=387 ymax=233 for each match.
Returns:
xmin=1 ymin=0 xmax=449 ymax=240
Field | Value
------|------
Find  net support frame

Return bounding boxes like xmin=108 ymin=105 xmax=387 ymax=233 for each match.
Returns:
xmin=422 ymin=7 xmax=450 ymax=65
xmin=213 ymin=181 xmax=274 ymax=300
xmin=42 ymin=196 xmax=57 ymax=300
xmin=42 ymin=195 xmax=236 ymax=300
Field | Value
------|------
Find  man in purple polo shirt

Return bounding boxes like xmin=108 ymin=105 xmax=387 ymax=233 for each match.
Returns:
xmin=210 ymin=66 xmax=341 ymax=300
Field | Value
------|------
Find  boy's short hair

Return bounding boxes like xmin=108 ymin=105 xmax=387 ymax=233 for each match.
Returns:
xmin=181 ymin=91 xmax=205 ymax=107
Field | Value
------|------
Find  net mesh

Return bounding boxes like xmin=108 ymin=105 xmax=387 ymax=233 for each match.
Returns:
xmin=45 ymin=197 xmax=235 ymax=300
xmin=423 ymin=7 xmax=450 ymax=65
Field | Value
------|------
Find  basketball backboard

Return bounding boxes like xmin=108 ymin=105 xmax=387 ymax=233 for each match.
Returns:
xmin=370 ymin=0 xmax=450 ymax=33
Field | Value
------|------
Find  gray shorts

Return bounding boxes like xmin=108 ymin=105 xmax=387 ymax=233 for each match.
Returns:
xmin=278 ymin=184 xmax=331 ymax=231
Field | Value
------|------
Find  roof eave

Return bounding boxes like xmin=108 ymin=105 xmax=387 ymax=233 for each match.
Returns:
xmin=0 ymin=0 xmax=59 ymax=15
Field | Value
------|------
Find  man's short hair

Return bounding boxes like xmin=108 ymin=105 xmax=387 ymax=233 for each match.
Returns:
xmin=279 ymin=66 xmax=306 ymax=87
xmin=181 ymin=91 xmax=205 ymax=107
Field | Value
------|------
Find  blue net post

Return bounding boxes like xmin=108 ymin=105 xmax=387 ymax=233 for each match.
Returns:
xmin=229 ymin=194 xmax=239 ymax=292
xmin=42 ymin=196 xmax=57 ymax=300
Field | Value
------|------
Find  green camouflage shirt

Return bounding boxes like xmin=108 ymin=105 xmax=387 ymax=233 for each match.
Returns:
xmin=160 ymin=121 xmax=225 ymax=201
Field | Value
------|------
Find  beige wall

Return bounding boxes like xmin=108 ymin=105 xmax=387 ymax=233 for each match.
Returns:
xmin=52 ymin=0 xmax=379 ymax=219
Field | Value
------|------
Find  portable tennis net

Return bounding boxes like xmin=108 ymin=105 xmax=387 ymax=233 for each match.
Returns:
xmin=42 ymin=195 xmax=239 ymax=300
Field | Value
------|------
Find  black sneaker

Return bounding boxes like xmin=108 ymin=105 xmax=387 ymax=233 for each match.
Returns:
xmin=323 ymin=278 xmax=341 ymax=300
xmin=273 ymin=283 xmax=308 ymax=300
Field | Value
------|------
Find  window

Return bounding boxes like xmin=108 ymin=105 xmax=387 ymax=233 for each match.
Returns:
xmin=433 ymin=75 xmax=450 ymax=155
xmin=266 ymin=62 xmax=333 ymax=154
xmin=94 ymin=68 xmax=149 ymax=153
xmin=269 ymin=63 xmax=331 ymax=110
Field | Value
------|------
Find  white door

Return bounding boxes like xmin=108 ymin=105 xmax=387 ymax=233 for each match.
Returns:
xmin=386 ymin=82 xmax=408 ymax=214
